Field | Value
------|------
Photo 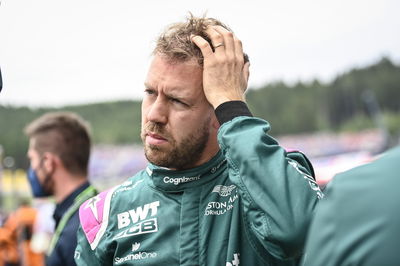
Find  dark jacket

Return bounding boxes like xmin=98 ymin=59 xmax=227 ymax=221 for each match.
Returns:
xmin=47 ymin=182 xmax=96 ymax=266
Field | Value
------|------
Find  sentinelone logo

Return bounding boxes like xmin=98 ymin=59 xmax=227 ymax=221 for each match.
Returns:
xmin=114 ymin=251 xmax=157 ymax=264
xmin=163 ymin=175 xmax=200 ymax=185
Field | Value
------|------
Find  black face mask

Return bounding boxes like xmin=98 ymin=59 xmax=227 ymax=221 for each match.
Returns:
xmin=27 ymin=167 xmax=52 ymax=198
xmin=26 ymin=158 xmax=53 ymax=198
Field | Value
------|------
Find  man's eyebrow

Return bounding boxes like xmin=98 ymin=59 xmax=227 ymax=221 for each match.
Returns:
xmin=143 ymin=83 xmax=193 ymax=104
xmin=166 ymin=89 xmax=194 ymax=106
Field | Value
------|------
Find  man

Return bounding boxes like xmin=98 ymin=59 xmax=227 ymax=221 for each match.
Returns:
xmin=75 ymin=15 xmax=323 ymax=265
xmin=25 ymin=112 xmax=97 ymax=266
xmin=303 ymin=146 xmax=400 ymax=266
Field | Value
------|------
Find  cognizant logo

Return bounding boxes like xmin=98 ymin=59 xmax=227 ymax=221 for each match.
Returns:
xmin=114 ymin=251 xmax=157 ymax=264
xmin=163 ymin=175 xmax=200 ymax=185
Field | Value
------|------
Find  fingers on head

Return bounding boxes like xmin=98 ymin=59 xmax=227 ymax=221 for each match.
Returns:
xmin=234 ymin=36 xmax=244 ymax=64
xmin=205 ymin=27 xmax=224 ymax=48
xmin=243 ymin=62 xmax=250 ymax=81
xmin=191 ymin=35 xmax=213 ymax=57
xmin=212 ymin=26 xmax=234 ymax=50
xmin=212 ymin=26 xmax=244 ymax=62
xmin=192 ymin=26 xmax=246 ymax=63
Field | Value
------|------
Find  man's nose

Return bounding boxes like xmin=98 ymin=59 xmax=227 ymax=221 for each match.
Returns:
xmin=146 ymin=98 xmax=168 ymax=124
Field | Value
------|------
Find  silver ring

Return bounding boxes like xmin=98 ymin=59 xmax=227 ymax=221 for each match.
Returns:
xmin=213 ymin=43 xmax=224 ymax=49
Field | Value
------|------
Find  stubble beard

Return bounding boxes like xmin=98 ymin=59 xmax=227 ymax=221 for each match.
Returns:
xmin=141 ymin=121 xmax=210 ymax=170
xmin=38 ymin=159 xmax=55 ymax=195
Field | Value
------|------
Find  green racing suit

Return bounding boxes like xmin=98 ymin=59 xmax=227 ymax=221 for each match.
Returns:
xmin=75 ymin=101 xmax=323 ymax=265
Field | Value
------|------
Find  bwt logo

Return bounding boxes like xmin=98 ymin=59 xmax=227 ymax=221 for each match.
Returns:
xmin=117 ymin=201 xmax=160 ymax=229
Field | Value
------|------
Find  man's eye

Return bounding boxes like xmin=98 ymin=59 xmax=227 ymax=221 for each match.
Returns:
xmin=144 ymin=89 xmax=155 ymax=95
xmin=171 ymin=98 xmax=187 ymax=106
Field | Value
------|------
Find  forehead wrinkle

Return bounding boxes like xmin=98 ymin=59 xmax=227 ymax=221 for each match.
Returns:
xmin=167 ymin=85 xmax=199 ymax=99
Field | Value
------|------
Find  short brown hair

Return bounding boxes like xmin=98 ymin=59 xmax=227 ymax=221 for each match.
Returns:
xmin=153 ymin=13 xmax=249 ymax=65
xmin=24 ymin=112 xmax=91 ymax=176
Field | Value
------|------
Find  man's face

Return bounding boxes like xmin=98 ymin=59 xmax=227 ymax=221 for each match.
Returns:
xmin=27 ymin=139 xmax=42 ymax=172
xmin=141 ymin=55 xmax=219 ymax=170
xmin=27 ymin=139 xmax=53 ymax=191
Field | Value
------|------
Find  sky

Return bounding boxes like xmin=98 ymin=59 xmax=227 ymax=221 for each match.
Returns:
xmin=0 ymin=0 xmax=399 ymax=107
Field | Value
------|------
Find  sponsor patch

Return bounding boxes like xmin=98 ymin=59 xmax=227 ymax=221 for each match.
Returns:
xmin=205 ymin=192 xmax=238 ymax=216
xmin=114 ymin=201 xmax=160 ymax=240
xmin=79 ymin=186 xmax=117 ymax=250
xmin=115 ymin=179 xmax=144 ymax=194
xmin=132 ymin=242 xmax=140 ymax=252
xmin=114 ymin=250 xmax=158 ymax=264
xmin=163 ymin=175 xmax=200 ymax=185
xmin=114 ymin=218 xmax=158 ymax=240
xmin=211 ymin=159 xmax=227 ymax=173
xmin=288 ymin=160 xmax=324 ymax=199
xmin=212 ymin=185 xmax=236 ymax=197
xmin=117 ymin=201 xmax=159 ymax=229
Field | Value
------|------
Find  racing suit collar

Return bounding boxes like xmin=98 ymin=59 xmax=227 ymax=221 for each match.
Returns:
xmin=146 ymin=151 xmax=226 ymax=192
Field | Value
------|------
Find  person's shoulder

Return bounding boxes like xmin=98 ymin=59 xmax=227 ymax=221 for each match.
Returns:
xmin=334 ymin=146 xmax=400 ymax=186
xmin=64 ymin=209 xmax=80 ymax=230
xmin=58 ymin=212 xmax=80 ymax=247
xmin=372 ymin=146 xmax=400 ymax=170
xmin=77 ymin=184 xmax=118 ymax=250
xmin=80 ymin=173 xmax=147 ymax=216
xmin=322 ymin=146 xmax=400 ymax=206
xmin=77 ymin=173 xmax=148 ymax=250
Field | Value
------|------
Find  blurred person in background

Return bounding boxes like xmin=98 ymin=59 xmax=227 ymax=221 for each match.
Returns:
xmin=75 ymin=14 xmax=322 ymax=265
xmin=302 ymin=145 xmax=400 ymax=265
xmin=30 ymin=199 xmax=55 ymax=257
xmin=0 ymin=198 xmax=44 ymax=266
xmin=24 ymin=112 xmax=97 ymax=266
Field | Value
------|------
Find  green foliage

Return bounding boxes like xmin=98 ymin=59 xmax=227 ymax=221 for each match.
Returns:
xmin=63 ymin=101 xmax=142 ymax=144
xmin=0 ymin=100 xmax=141 ymax=168
xmin=0 ymin=106 xmax=44 ymax=168
xmin=325 ymin=57 xmax=400 ymax=128
xmin=246 ymin=56 xmax=400 ymax=136
xmin=384 ymin=112 xmax=400 ymax=140
xmin=338 ymin=114 xmax=376 ymax=132
xmin=247 ymin=81 xmax=323 ymax=135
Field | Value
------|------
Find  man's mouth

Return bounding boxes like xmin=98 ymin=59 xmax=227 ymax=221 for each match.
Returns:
xmin=146 ymin=132 xmax=168 ymax=145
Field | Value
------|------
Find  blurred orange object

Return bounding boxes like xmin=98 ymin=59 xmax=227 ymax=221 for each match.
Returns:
xmin=0 ymin=202 xmax=44 ymax=266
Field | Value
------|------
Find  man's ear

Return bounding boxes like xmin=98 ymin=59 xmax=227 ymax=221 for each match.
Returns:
xmin=42 ymin=152 xmax=59 ymax=173
xmin=211 ymin=114 xmax=220 ymax=130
